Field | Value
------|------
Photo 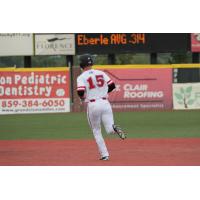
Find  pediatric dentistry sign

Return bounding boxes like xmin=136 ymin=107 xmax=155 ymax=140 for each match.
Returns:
xmin=0 ymin=68 xmax=70 ymax=114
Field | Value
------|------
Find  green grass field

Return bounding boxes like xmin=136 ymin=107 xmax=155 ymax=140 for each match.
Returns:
xmin=0 ymin=111 xmax=200 ymax=140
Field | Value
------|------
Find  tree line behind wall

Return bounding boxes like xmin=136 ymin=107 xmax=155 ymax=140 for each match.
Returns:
xmin=0 ymin=52 xmax=195 ymax=67
xmin=0 ymin=53 xmax=199 ymax=83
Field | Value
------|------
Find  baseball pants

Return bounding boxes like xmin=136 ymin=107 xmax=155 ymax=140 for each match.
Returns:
xmin=87 ymin=99 xmax=114 ymax=158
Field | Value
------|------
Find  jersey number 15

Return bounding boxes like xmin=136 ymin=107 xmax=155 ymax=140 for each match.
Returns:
xmin=87 ymin=75 xmax=104 ymax=89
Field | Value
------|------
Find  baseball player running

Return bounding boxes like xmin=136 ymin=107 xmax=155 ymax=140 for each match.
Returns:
xmin=76 ymin=54 xmax=126 ymax=161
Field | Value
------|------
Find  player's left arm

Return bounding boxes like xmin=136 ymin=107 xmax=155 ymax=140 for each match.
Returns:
xmin=103 ymin=72 xmax=116 ymax=93
xmin=108 ymin=82 xmax=116 ymax=93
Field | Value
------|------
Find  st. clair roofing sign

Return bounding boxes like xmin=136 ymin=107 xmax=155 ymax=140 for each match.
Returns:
xmin=0 ymin=33 xmax=34 ymax=56
xmin=35 ymin=34 xmax=75 ymax=55
xmin=93 ymin=66 xmax=173 ymax=111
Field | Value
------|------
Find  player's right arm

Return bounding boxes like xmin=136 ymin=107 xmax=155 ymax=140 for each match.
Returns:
xmin=77 ymin=76 xmax=86 ymax=100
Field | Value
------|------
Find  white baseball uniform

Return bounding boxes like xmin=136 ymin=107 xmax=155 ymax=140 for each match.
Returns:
xmin=77 ymin=69 xmax=115 ymax=158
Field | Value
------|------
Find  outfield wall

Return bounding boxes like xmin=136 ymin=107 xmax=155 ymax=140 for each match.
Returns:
xmin=1 ymin=64 xmax=200 ymax=114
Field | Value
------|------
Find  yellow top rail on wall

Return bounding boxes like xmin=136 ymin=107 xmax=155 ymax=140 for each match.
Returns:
xmin=0 ymin=67 xmax=69 ymax=72
xmin=0 ymin=64 xmax=200 ymax=71
xmin=93 ymin=64 xmax=200 ymax=69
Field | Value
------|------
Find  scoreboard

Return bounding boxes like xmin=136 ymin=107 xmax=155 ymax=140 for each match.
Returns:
xmin=76 ymin=33 xmax=190 ymax=54
xmin=77 ymin=33 xmax=145 ymax=46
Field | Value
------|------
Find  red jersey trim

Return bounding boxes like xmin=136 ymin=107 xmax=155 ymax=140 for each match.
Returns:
xmin=107 ymin=80 xmax=114 ymax=85
xmin=77 ymin=86 xmax=86 ymax=91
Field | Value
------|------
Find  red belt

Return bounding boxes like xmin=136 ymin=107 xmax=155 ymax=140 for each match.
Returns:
xmin=89 ymin=97 xmax=107 ymax=102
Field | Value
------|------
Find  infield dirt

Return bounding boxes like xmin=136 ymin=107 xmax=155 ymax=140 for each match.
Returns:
xmin=0 ymin=138 xmax=200 ymax=166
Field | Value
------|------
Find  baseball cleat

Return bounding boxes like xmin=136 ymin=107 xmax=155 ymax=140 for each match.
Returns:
xmin=113 ymin=124 xmax=126 ymax=140
xmin=100 ymin=156 xmax=109 ymax=161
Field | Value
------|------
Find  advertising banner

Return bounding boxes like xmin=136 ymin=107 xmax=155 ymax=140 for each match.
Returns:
xmin=0 ymin=33 xmax=33 ymax=56
xmin=191 ymin=33 xmax=200 ymax=52
xmin=0 ymin=68 xmax=70 ymax=114
xmin=35 ymin=34 xmax=75 ymax=55
xmin=94 ymin=66 xmax=173 ymax=111
xmin=173 ymin=83 xmax=200 ymax=109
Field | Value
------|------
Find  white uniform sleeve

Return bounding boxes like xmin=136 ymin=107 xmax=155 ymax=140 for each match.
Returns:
xmin=77 ymin=76 xmax=86 ymax=91
xmin=103 ymin=72 xmax=114 ymax=85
